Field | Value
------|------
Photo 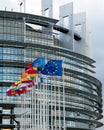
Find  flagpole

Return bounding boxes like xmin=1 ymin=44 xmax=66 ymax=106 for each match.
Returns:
xmin=45 ymin=75 xmax=48 ymax=130
xmin=32 ymin=85 xmax=34 ymax=129
xmin=58 ymin=77 xmax=61 ymax=130
xmin=54 ymin=77 xmax=57 ymax=130
xmin=34 ymin=82 xmax=36 ymax=130
xmin=50 ymin=77 xmax=53 ymax=130
xmin=63 ymin=59 xmax=66 ymax=130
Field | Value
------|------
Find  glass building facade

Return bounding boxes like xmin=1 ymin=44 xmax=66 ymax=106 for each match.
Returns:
xmin=0 ymin=1 xmax=103 ymax=130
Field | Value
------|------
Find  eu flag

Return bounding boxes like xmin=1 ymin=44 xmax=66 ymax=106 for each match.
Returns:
xmin=32 ymin=57 xmax=46 ymax=68
xmin=42 ymin=60 xmax=62 ymax=76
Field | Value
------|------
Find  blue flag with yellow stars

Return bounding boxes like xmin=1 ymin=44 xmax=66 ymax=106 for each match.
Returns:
xmin=42 ymin=60 xmax=62 ymax=76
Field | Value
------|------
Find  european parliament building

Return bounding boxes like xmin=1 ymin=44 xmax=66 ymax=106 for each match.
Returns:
xmin=0 ymin=0 xmax=103 ymax=130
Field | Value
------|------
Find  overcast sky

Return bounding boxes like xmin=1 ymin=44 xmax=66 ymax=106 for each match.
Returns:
xmin=0 ymin=0 xmax=104 ymax=129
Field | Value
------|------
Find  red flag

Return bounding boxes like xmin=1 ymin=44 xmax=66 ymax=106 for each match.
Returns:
xmin=27 ymin=62 xmax=32 ymax=69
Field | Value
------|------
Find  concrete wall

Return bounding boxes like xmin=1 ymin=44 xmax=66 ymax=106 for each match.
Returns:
xmin=59 ymin=3 xmax=74 ymax=50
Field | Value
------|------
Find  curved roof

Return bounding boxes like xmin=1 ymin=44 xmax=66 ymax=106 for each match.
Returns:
xmin=0 ymin=10 xmax=81 ymax=40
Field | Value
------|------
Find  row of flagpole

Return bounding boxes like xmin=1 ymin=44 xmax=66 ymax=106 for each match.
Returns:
xmin=19 ymin=69 xmax=65 ymax=129
xmin=17 ymin=55 xmax=65 ymax=130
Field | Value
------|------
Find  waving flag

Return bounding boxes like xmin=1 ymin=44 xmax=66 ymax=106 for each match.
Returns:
xmin=22 ymin=70 xmax=28 ymax=78
xmin=42 ymin=60 xmax=62 ymax=76
xmin=32 ymin=57 xmax=46 ymax=68
xmin=27 ymin=62 xmax=32 ymax=68
xmin=6 ymin=58 xmax=63 ymax=96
